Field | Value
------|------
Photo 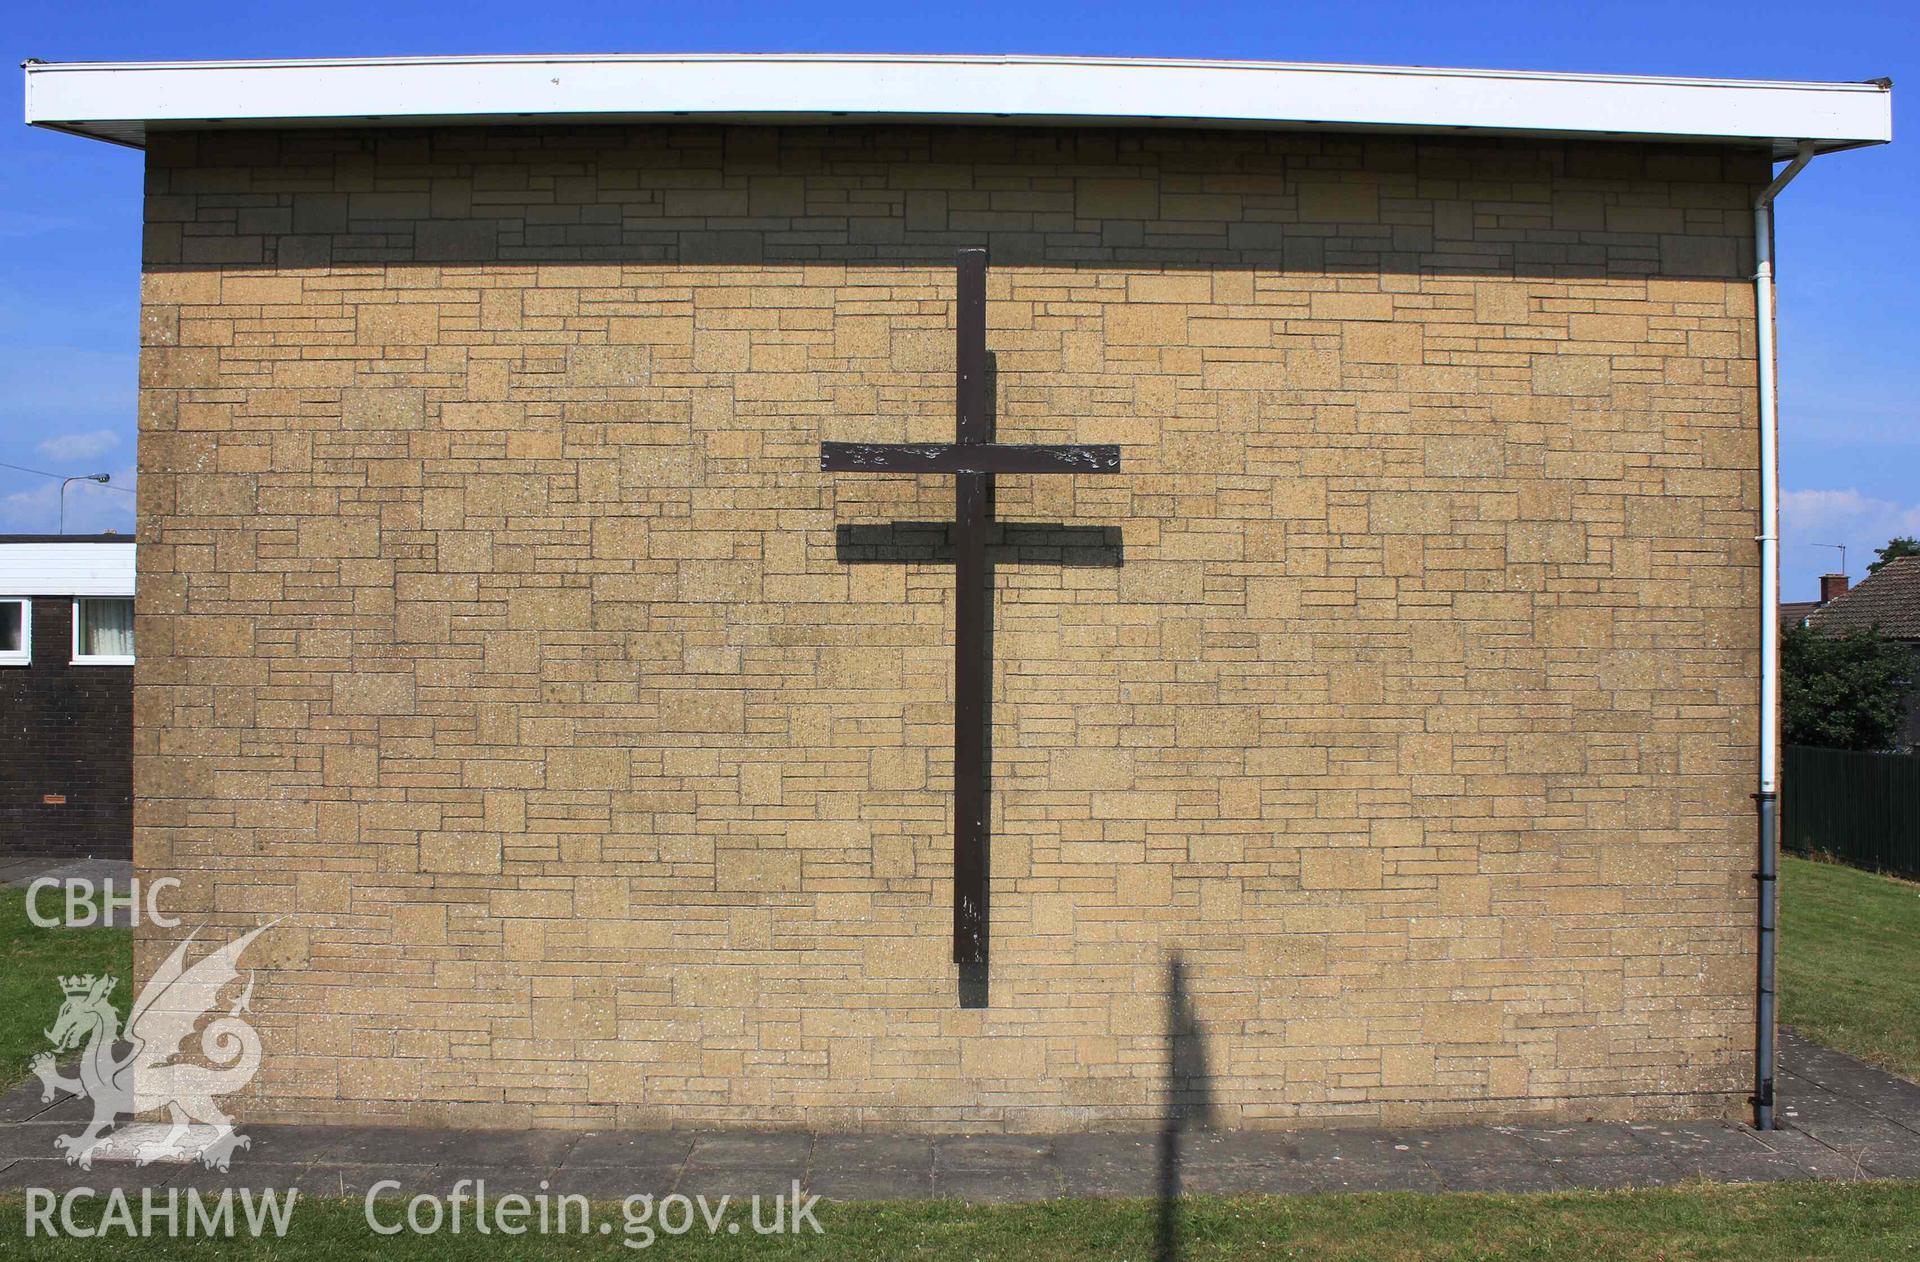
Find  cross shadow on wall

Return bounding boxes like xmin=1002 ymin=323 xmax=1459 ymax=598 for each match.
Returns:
xmin=1158 ymin=951 xmax=1215 ymax=1262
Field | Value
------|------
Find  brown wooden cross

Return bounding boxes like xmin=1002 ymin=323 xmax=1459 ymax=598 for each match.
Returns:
xmin=821 ymin=248 xmax=1121 ymax=971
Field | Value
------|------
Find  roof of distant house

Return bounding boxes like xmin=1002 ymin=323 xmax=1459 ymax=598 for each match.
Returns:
xmin=0 ymin=537 xmax=135 ymax=597
xmin=21 ymin=54 xmax=1893 ymax=158
xmin=1779 ymin=601 xmax=1820 ymax=634
xmin=1806 ymin=557 xmax=1920 ymax=640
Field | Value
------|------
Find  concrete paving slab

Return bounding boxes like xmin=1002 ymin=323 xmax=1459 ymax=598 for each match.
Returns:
xmin=1277 ymin=1128 xmax=1405 ymax=1164
xmin=1181 ymin=1159 xmax=1322 ymax=1196
xmin=401 ymin=1167 xmax=572 ymax=1197
xmin=65 ymin=1121 xmax=237 ymax=1166
xmin=1396 ymin=1126 xmax=1534 ymax=1164
xmin=297 ymin=1163 xmax=440 ymax=1200
xmin=1671 ymin=1149 xmax=1821 ymax=1184
xmin=1552 ymin=1153 xmax=1689 ymax=1190
xmin=437 ymin=1128 xmax=581 ymax=1169
xmin=1853 ymin=1146 xmax=1920 ymax=1179
xmin=546 ymin=1163 xmax=686 ymax=1201
xmin=1624 ymin=1121 xmax=1761 ymax=1155
xmin=0 ymin=1123 xmax=70 ymax=1161
xmin=931 ymin=1165 xmax=1065 ymax=1203
xmin=562 ymin=1131 xmax=694 ymax=1168
xmin=322 ymin=1126 xmax=476 ymax=1165
xmin=237 ymin=1124 xmax=351 ymax=1164
xmin=1502 ymin=1122 xmax=1648 ymax=1159
xmin=812 ymin=1134 xmax=932 ymax=1168
xmin=0 ymin=1157 xmax=182 ymax=1192
xmin=686 ymin=1132 xmax=810 ymax=1165
xmin=934 ymin=1135 xmax=1054 ymax=1169
xmin=0 ymin=858 xmax=131 ymax=890
xmin=0 ymin=1083 xmax=86 ymax=1124
xmin=169 ymin=1162 xmax=323 ymax=1194
xmin=676 ymin=1163 xmax=809 ymax=1199
xmin=810 ymin=1163 xmax=935 ymax=1201
xmin=1427 ymin=1159 xmax=1566 ymax=1193
xmin=1314 ymin=1160 xmax=1446 ymax=1194
xmin=1052 ymin=1134 xmax=1162 ymax=1197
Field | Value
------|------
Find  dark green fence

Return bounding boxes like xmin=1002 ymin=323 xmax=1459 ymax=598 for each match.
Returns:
xmin=1783 ymin=745 xmax=1920 ymax=880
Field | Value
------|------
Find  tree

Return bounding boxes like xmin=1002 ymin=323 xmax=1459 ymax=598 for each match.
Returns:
xmin=1869 ymin=536 xmax=1920 ymax=575
xmin=1781 ymin=623 xmax=1916 ymax=751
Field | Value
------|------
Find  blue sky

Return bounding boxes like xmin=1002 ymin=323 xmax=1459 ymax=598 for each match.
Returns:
xmin=3 ymin=0 xmax=1915 ymax=597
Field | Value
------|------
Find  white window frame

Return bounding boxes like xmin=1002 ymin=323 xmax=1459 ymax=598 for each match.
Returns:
xmin=70 ymin=596 xmax=135 ymax=666
xmin=0 ymin=598 xmax=29 ymax=667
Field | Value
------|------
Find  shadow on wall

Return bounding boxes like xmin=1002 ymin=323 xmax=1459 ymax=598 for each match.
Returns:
xmin=1157 ymin=951 xmax=1215 ymax=1262
xmin=141 ymin=126 xmax=1766 ymax=283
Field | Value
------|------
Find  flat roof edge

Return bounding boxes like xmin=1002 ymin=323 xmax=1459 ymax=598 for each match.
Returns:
xmin=23 ymin=54 xmax=1893 ymax=155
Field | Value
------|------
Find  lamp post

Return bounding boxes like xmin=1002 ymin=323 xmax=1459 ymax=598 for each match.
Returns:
xmin=59 ymin=474 xmax=110 ymax=535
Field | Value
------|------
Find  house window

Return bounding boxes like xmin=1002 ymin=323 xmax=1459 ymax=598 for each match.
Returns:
xmin=0 ymin=599 xmax=28 ymax=666
xmin=71 ymin=597 xmax=134 ymax=665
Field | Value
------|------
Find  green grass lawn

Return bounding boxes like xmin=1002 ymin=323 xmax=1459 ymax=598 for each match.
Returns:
xmin=0 ymin=886 xmax=132 ymax=1089
xmin=0 ymin=1181 xmax=1917 ymax=1260
xmin=1779 ymin=854 xmax=1920 ymax=1080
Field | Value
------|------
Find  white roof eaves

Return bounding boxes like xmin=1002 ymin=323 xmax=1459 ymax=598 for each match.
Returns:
xmin=0 ymin=541 xmax=137 ymax=598
xmin=22 ymin=54 xmax=1893 ymax=159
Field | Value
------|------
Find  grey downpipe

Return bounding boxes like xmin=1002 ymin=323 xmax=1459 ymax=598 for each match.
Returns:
xmin=1751 ymin=140 xmax=1815 ymax=1131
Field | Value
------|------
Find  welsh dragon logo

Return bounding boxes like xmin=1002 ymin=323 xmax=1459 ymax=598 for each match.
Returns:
xmin=31 ymin=924 xmax=271 ymax=1172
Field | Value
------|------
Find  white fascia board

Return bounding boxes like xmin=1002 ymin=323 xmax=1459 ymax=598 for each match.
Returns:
xmin=23 ymin=54 xmax=1892 ymax=157
xmin=0 ymin=543 xmax=136 ymax=597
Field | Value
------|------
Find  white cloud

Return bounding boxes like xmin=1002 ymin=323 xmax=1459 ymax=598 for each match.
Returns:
xmin=0 ymin=463 xmax=136 ymax=535
xmin=1781 ymin=488 xmax=1920 ymax=595
xmin=36 ymin=428 xmax=122 ymax=462
xmin=1781 ymin=488 xmax=1920 ymax=542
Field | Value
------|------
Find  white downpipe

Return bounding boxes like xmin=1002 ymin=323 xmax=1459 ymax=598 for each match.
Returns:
xmin=1751 ymin=139 xmax=1815 ymax=1132
xmin=1756 ymin=141 xmax=1814 ymax=798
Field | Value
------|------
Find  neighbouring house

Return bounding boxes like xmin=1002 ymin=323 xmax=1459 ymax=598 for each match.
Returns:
xmin=1806 ymin=558 xmax=1920 ymax=748
xmin=1778 ymin=601 xmax=1819 ymax=632
xmin=23 ymin=54 xmax=1893 ymax=1133
xmin=1779 ymin=571 xmax=1851 ymax=633
xmin=0 ymin=535 xmax=135 ymax=859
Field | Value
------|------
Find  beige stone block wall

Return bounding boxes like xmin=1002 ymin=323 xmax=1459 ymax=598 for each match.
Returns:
xmin=134 ymin=125 xmax=1766 ymax=1130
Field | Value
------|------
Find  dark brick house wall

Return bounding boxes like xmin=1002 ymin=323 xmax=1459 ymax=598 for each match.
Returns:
xmin=0 ymin=596 xmax=132 ymax=858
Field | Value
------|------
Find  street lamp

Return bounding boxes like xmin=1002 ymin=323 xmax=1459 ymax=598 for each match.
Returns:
xmin=60 ymin=474 xmax=110 ymax=535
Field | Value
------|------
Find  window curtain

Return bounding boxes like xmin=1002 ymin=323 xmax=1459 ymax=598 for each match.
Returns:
xmin=82 ymin=598 xmax=134 ymax=657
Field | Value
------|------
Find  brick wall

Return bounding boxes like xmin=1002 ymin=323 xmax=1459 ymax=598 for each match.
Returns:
xmin=136 ymin=125 xmax=1767 ymax=1130
xmin=0 ymin=597 xmax=133 ymax=859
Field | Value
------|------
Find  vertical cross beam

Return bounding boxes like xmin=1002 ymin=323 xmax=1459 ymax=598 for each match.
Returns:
xmin=820 ymin=249 xmax=1119 ymax=984
xmin=951 ymin=248 xmax=990 ymax=965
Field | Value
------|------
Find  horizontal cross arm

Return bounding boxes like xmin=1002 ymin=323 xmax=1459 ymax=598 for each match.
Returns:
xmin=821 ymin=442 xmax=1121 ymax=475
